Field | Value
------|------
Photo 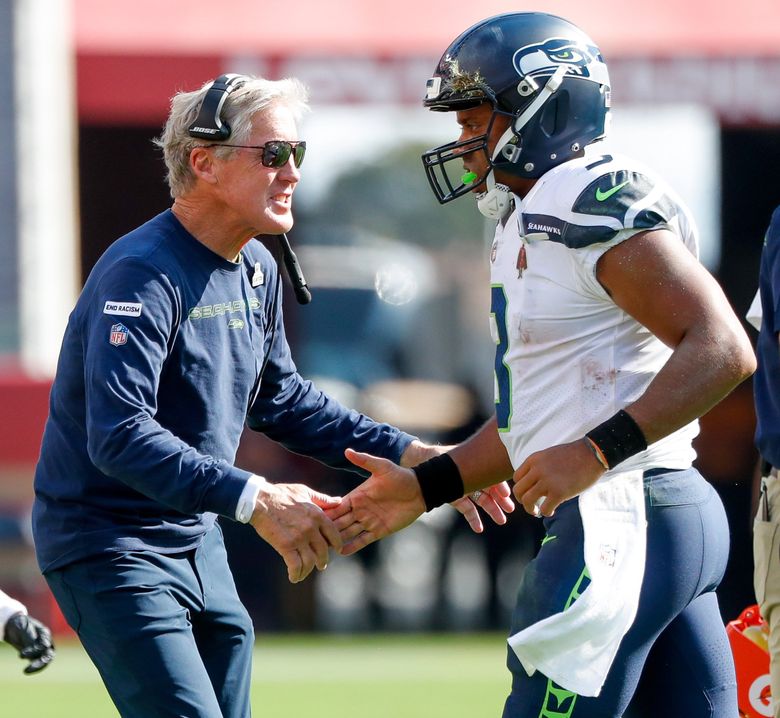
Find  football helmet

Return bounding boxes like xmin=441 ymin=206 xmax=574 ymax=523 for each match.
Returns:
xmin=421 ymin=12 xmax=611 ymax=217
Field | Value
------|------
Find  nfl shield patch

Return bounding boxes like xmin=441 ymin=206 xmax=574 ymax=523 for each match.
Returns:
xmin=109 ymin=323 xmax=129 ymax=346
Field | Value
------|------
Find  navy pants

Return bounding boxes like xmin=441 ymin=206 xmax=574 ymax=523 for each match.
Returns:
xmin=46 ymin=525 xmax=254 ymax=718
xmin=503 ymin=468 xmax=738 ymax=718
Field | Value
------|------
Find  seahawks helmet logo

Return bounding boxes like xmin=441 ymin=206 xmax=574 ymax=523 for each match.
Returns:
xmin=512 ymin=37 xmax=607 ymax=82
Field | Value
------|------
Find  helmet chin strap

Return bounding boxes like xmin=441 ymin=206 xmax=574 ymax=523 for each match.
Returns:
xmin=475 ymin=144 xmax=514 ymax=220
xmin=476 ymin=66 xmax=567 ymax=220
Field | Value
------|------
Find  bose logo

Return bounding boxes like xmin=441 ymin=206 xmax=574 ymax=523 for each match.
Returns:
xmin=104 ymin=301 xmax=143 ymax=317
xmin=189 ymin=126 xmax=219 ymax=135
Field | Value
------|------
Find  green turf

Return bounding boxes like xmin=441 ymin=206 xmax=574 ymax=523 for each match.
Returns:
xmin=0 ymin=633 xmax=511 ymax=717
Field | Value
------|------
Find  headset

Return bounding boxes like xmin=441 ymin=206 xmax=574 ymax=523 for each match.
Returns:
xmin=188 ymin=73 xmax=247 ymax=141
xmin=188 ymin=74 xmax=312 ymax=304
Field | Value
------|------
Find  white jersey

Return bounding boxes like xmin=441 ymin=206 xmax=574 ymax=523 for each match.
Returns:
xmin=0 ymin=588 xmax=27 ymax=636
xmin=489 ymin=150 xmax=699 ymax=471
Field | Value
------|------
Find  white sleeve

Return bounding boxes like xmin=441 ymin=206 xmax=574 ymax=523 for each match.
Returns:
xmin=0 ymin=589 xmax=27 ymax=637
xmin=234 ymin=474 xmax=267 ymax=524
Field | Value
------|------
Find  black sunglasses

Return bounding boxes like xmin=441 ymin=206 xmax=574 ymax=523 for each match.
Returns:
xmin=201 ymin=140 xmax=306 ymax=168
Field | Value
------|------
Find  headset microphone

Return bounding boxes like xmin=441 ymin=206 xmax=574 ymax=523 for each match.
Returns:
xmin=189 ymin=76 xmax=311 ymax=305
xmin=279 ymin=234 xmax=311 ymax=305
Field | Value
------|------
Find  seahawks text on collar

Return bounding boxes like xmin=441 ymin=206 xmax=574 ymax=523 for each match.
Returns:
xmin=526 ymin=222 xmax=562 ymax=235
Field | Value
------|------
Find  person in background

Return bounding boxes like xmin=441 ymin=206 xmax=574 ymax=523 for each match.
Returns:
xmin=0 ymin=588 xmax=54 ymax=674
xmin=32 ymin=74 xmax=512 ymax=718
xmin=751 ymin=204 xmax=780 ymax=717
xmin=330 ymin=12 xmax=755 ymax=718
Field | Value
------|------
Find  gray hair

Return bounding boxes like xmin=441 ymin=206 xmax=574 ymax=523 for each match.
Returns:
xmin=154 ymin=75 xmax=309 ymax=198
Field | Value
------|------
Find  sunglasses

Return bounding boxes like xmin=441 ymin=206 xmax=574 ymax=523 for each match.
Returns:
xmin=201 ymin=140 xmax=306 ymax=168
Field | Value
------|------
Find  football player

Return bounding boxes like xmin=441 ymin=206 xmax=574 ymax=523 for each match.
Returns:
xmin=0 ymin=589 xmax=54 ymax=674
xmin=330 ymin=12 xmax=755 ymax=717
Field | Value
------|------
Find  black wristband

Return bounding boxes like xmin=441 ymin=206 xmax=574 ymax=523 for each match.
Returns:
xmin=412 ymin=454 xmax=465 ymax=512
xmin=585 ymin=409 xmax=648 ymax=470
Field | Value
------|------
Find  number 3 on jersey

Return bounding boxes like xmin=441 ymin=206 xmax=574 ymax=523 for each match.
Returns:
xmin=491 ymin=284 xmax=512 ymax=431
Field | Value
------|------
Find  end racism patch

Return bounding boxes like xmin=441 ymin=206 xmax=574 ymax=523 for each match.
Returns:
xmin=104 ymin=300 xmax=142 ymax=317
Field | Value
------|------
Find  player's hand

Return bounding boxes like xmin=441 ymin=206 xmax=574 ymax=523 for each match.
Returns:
xmin=512 ymin=439 xmax=605 ymax=517
xmin=249 ymin=482 xmax=342 ymax=584
xmin=4 ymin=612 xmax=55 ymax=674
xmin=451 ymin=481 xmax=515 ymax=533
xmin=400 ymin=441 xmax=515 ymax=532
xmin=326 ymin=448 xmax=425 ymax=555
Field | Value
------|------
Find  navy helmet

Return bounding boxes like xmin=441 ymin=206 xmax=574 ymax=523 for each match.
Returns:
xmin=421 ymin=12 xmax=611 ymax=206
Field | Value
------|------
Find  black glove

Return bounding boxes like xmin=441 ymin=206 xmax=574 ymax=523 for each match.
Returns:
xmin=4 ymin=612 xmax=55 ymax=674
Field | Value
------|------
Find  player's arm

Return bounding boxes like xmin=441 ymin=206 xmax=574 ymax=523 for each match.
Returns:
xmin=380 ymin=415 xmax=513 ymax=488
xmin=0 ymin=590 xmax=55 ymax=674
xmin=329 ymin=417 xmax=515 ymax=554
xmin=598 ymin=228 xmax=755 ymax=439
xmin=396 ymin=425 xmax=515 ymax=533
xmin=447 ymin=415 xmax=515 ymax=488
xmin=513 ymin=229 xmax=756 ymax=516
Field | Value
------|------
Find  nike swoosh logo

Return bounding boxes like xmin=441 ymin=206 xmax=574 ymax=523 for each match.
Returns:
xmin=541 ymin=534 xmax=557 ymax=547
xmin=595 ymin=179 xmax=630 ymax=202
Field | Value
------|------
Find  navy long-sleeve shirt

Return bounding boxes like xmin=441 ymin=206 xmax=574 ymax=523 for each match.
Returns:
xmin=33 ymin=210 xmax=414 ymax=572
xmin=755 ymin=205 xmax=780 ymax=469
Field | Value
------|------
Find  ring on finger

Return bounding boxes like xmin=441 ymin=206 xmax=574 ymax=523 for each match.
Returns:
xmin=471 ymin=490 xmax=483 ymax=501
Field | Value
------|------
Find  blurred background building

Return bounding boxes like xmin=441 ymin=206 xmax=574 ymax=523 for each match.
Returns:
xmin=1 ymin=0 xmax=779 ymax=633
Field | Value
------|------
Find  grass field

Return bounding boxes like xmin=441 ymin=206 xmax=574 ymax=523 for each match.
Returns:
xmin=0 ymin=633 xmax=511 ymax=717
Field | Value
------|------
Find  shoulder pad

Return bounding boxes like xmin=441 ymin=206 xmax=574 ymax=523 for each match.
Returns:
xmin=521 ymin=154 xmax=680 ymax=249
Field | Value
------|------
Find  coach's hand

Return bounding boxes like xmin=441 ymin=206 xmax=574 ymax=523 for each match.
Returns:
xmin=4 ymin=612 xmax=55 ymax=674
xmin=249 ymin=483 xmax=342 ymax=583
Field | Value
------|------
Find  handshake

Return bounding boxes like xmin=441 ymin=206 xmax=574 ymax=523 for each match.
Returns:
xmin=250 ymin=442 xmax=515 ymax=584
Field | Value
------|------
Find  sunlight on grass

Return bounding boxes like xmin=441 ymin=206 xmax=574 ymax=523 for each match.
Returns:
xmin=0 ymin=633 xmax=510 ymax=718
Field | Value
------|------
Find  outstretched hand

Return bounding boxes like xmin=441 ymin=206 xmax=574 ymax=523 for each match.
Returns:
xmin=326 ymin=448 xmax=426 ymax=555
xmin=249 ymin=482 xmax=342 ymax=583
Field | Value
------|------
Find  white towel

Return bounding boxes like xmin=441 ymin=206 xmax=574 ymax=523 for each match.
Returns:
xmin=507 ymin=470 xmax=647 ymax=697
